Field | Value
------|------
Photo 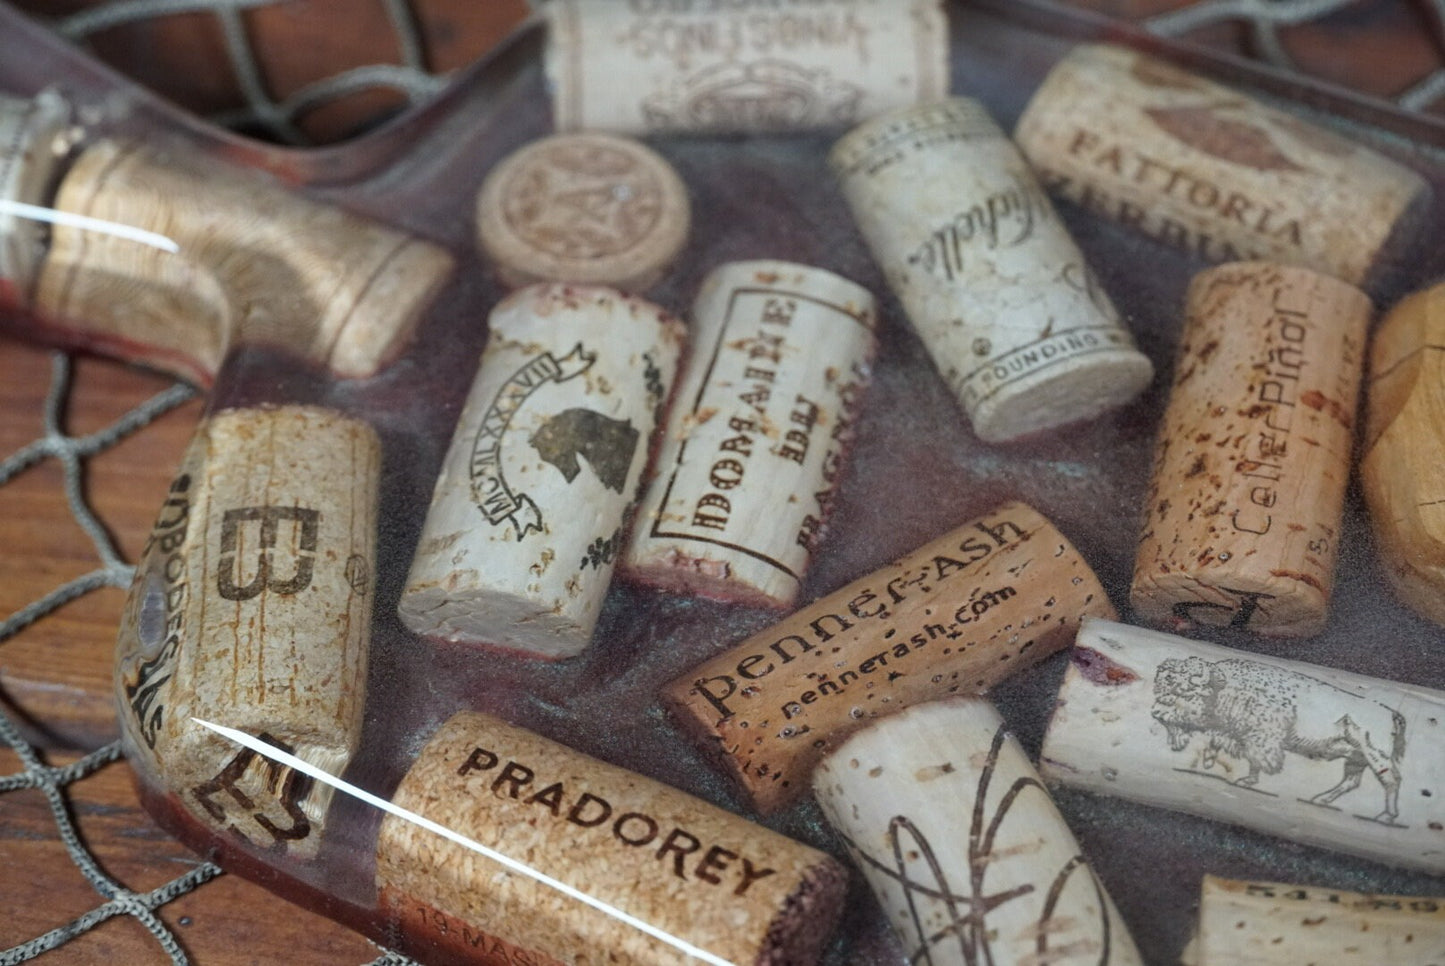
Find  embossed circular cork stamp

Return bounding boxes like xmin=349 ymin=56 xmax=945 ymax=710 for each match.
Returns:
xmin=1131 ymin=261 xmax=1371 ymax=638
xmin=476 ymin=132 xmax=690 ymax=293
xmin=814 ymin=699 xmax=1144 ymax=966
xmin=375 ymin=711 xmax=847 ymax=966
xmin=663 ymin=502 xmax=1116 ymax=814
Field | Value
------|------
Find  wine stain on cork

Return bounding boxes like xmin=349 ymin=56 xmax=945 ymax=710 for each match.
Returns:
xmin=1071 ymin=646 xmax=1139 ymax=686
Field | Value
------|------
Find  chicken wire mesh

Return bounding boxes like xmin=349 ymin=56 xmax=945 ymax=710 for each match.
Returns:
xmin=0 ymin=0 xmax=1442 ymax=962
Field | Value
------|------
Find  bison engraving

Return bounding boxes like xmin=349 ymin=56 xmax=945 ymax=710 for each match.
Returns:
xmin=1151 ymin=657 xmax=1405 ymax=823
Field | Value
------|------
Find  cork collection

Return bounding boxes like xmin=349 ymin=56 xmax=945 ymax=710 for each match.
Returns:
xmin=4 ymin=0 xmax=1445 ymax=964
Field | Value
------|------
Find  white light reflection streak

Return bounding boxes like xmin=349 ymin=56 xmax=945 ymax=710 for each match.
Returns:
xmin=0 ymin=198 xmax=180 ymax=253
xmin=190 ymin=717 xmax=736 ymax=966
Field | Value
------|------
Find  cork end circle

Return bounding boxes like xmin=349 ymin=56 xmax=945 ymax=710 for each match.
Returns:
xmin=970 ymin=347 xmax=1154 ymax=444
xmin=476 ymin=132 xmax=690 ymax=294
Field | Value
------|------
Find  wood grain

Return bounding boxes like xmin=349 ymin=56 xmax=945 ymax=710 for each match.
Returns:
xmin=0 ymin=746 xmax=379 ymax=965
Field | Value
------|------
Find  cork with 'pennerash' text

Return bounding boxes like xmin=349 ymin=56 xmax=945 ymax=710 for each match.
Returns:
xmin=664 ymin=502 xmax=1114 ymax=813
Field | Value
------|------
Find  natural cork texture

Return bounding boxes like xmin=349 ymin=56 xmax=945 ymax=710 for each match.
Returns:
xmin=1361 ymin=281 xmax=1445 ymax=629
xmin=0 ymin=88 xmax=71 ymax=299
xmin=114 ymin=405 xmax=380 ymax=860
xmin=398 ymin=283 xmax=683 ymax=659
xmin=624 ymin=260 xmax=877 ymax=609
xmin=1015 ymin=44 xmax=1430 ymax=287
xmin=32 ymin=138 xmax=452 ymax=384
xmin=476 ymin=132 xmax=690 ymax=293
xmin=831 ymin=98 xmax=1153 ymax=443
xmin=664 ymin=502 xmax=1115 ymax=814
xmin=814 ymin=698 xmax=1143 ymax=966
xmin=1132 ymin=261 xmax=1371 ymax=638
xmin=376 ymin=711 xmax=847 ymax=966
xmin=1042 ymin=619 xmax=1445 ymax=875
xmin=1189 ymin=876 xmax=1445 ymax=965
xmin=545 ymin=0 xmax=949 ymax=135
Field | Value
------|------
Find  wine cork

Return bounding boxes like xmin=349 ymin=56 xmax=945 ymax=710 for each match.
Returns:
xmin=398 ymin=284 xmax=683 ymax=659
xmin=1015 ymin=44 xmax=1430 ymax=287
xmin=1041 ymin=618 xmax=1445 ymax=874
xmin=375 ymin=710 xmax=847 ymax=966
xmin=664 ymin=502 xmax=1116 ymax=814
xmin=476 ymin=132 xmax=690 ymax=293
xmin=1361 ymin=282 xmax=1445 ymax=629
xmin=114 ymin=404 xmax=379 ymax=859
xmin=625 ymin=260 xmax=877 ymax=609
xmin=545 ymin=0 xmax=949 ymax=135
xmin=1132 ymin=262 xmax=1371 ymax=638
xmin=0 ymin=88 xmax=71 ymax=301
xmin=831 ymin=98 xmax=1154 ymax=443
xmin=814 ymin=698 xmax=1143 ymax=966
xmin=1190 ymin=876 xmax=1445 ymax=966
xmin=32 ymin=138 xmax=453 ymax=385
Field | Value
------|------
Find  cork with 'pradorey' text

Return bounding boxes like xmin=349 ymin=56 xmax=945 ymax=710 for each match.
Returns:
xmin=376 ymin=710 xmax=845 ymax=966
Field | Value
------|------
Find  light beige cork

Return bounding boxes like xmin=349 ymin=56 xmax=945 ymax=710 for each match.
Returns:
xmin=624 ymin=259 xmax=877 ymax=609
xmin=476 ymin=132 xmax=690 ymax=293
xmin=398 ymin=283 xmax=684 ymax=660
xmin=545 ymin=0 xmax=949 ymax=135
xmin=831 ymin=98 xmax=1154 ymax=443
xmin=376 ymin=711 xmax=847 ymax=966
xmin=0 ymin=88 xmax=72 ymax=299
xmin=1132 ymin=261 xmax=1371 ymax=638
xmin=664 ymin=502 xmax=1116 ymax=814
xmin=1361 ymin=282 xmax=1445 ymax=629
xmin=814 ymin=698 xmax=1144 ymax=966
xmin=1015 ymin=44 xmax=1430 ymax=287
xmin=32 ymin=138 xmax=452 ymax=384
xmin=1042 ymin=618 xmax=1445 ymax=875
xmin=114 ymin=404 xmax=379 ymax=859
xmin=1190 ymin=876 xmax=1445 ymax=966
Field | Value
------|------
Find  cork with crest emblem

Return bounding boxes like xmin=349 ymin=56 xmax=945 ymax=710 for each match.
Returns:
xmin=476 ymin=132 xmax=690 ymax=293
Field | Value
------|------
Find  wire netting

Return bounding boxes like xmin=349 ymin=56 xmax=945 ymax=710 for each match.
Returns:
xmin=0 ymin=0 xmax=1441 ymax=962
